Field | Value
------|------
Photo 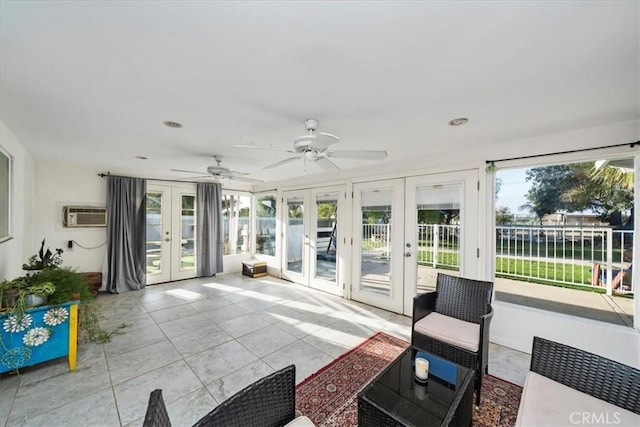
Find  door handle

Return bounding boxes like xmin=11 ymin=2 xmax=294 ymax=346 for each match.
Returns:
xmin=405 ymin=252 xmax=411 ymax=257
xmin=165 ymin=238 xmax=170 ymax=242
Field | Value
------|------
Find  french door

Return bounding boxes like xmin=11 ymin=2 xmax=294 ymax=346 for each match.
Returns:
xmin=351 ymin=179 xmax=405 ymax=312
xmin=402 ymin=171 xmax=478 ymax=314
xmin=352 ymin=171 xmax=478 ymax=315
xmin=146 ymin=183 xmax=197 ymax=284
xmin=281 ymin=186 xmax=345 ymax=296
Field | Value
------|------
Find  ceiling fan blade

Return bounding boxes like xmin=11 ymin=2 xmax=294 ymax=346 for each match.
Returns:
xmin=318 ymin=132 xmax=340 ymax=140
xmin=229 ymin=176 xmax=264 ymax=183
xmin=228 ymin=170 xmax=250 ymax=176
xmin=233 ymin=144 xmax=294 ymax=153
xmin=264 ymin=156 xmax=301 ymax=170
xmin=327 ymin=150 xmax=388 ymax=160
xmin=171 ymin=168 xmax=206 ymax=174
xmin=315 ymin=157 xmax=341 ymax=172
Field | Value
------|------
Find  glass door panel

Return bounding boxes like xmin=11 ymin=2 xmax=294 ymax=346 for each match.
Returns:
xmin=287 ymin=197 xmax=304 ymax=274
xmin=255 ymin=193 xmax=277 ymax=258
xmin=180 ymin=195 xmax=195 ymax=270
xmin=146 ymin=190 xmax=168 ymax=282
xmin=170 ymin=190 xmax=196 ymax=281
xmin=314 ymin=193 xmax=338 ymax=282
xmin=282 ymin=191 xmax=309 ymax=282
xmin=360 ymin=189 xmax=393 ymax=296
xmin=309 ymin=186 xmax=345 ymax=296
xmin=352 ymin=179 xmax=404 ymax=313
xmin=415 ymin=183 xmax=462 ymax=290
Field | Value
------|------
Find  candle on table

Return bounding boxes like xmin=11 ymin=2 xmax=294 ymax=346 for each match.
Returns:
xmin=415 ymin=357 xmax=429 ymax=380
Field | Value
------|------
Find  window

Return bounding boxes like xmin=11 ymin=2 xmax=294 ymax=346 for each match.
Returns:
xmin=1 ymin=147 xmax=12 ymax=243
xmin=494 ymin=158 xmax=634 ymax=326
xmin=255 ymin=193 xmax=276 ymax=256
xmin=222 ymin=192 xmax=250 ymax=255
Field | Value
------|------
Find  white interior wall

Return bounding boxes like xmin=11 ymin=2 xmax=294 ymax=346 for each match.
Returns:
xmin=31 ymin=159 xmax=107 ymax=272
xmin=3 ymin=118 xmax=639 ymax=361
xmin=492 ymin=301 xmax=640 ymax=367
xmin=0 ymin=121 xmax=34 ymax=280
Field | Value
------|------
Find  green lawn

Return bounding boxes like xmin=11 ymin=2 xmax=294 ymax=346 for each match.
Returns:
xmin=416 ymin=250 xmax=599 ymax=288
xmin=496 ymin=241 xmax=625 ymax=262
xmin=417 ymin=250 xmax=459 ymax=267
xmin=494 ymin=257 xmax=593 ymax=285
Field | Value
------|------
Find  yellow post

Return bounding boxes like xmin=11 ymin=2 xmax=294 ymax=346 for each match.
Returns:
xmin=68 ymin=302 xmax=78 ymax=371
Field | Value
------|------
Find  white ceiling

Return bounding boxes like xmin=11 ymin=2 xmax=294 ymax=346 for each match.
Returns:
xmin=1 ymin=1 xmax=638 ymax=185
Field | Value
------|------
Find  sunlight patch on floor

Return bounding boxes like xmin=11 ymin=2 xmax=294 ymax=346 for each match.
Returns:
xmin=164 ymin=289 xmax=202 ymax=300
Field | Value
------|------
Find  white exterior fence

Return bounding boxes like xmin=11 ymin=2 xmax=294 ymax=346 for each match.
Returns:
xmin=495 ymin=226 xmax=634 ymax=295
xmin=360 ymin=223 xmax=634 ymax=295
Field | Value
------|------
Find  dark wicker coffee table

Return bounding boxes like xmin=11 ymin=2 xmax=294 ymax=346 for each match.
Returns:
xmin=358 ymin=347 xmax=474 ymax=427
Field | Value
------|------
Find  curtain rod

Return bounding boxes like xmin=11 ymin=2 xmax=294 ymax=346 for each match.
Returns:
xmin=485 ymin=140 xmax=639 ymax=164
xmin=97 ymin=172 xmax=206 ymax=184
xmin=97 ymin=172 xmax=264 ymax=190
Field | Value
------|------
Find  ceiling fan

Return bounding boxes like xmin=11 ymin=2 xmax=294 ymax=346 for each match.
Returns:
xmin=171 ymin=155 xmax=263 ymax=183
xmin=234 ymin=119 xmax=388 ymax=172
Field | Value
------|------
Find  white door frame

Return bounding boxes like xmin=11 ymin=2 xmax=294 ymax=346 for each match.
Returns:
xmin=351 ymin=179 xmax=405 ymax=313
xmin=403 ymin=170 xmax=479 ymax=314
xmin=146 ymin=183 xmax=197 ymax=285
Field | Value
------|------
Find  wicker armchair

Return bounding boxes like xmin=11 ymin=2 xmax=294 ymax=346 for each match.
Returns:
xmin=192 ymin=364 xmax=298 ymax=427
xmin=412 ymin=273 xmax=493 ymax=407
xmin=529 ymin=336 xmax=640 ymax=414
xmin=143 ymin=389 xmax=171 ymax=427
xmin=143 ymin=365 xmax=313 ymax=427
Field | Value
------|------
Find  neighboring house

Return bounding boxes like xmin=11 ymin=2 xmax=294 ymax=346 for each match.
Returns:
xmin=541 ymin=213 xmax=608 ymax=227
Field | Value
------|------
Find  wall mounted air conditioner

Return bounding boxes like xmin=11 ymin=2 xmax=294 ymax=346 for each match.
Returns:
xmin=63 ymin=206 xmax=107 ymax=227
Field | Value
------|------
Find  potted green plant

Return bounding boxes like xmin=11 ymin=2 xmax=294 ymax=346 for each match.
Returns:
xmin=1 ymin=239 xmax=126 ymax=373
xmin=23 ymin=282 xmax=55 ymax=307
xmin=0 ymin=277 xmax=27 ymax=309
xmin=22 ymin=239 xmax=64 ymax=271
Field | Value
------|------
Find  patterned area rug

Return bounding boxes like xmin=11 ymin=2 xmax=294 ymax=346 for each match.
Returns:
xmin=296 ymin=331 xmax=523 ymax=426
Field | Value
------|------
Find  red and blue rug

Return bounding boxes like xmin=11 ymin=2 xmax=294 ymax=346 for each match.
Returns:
xmin=296 ymin=331 xmax=522 ymax=426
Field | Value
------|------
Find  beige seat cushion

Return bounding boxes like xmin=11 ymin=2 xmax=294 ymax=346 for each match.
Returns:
xmin=414 ymin=312 xmax=479 ymax=352
xmin=516 ymin=371 xmax=640 ymax=427
xmin=285 ymin=415 xmax=315 ymax=426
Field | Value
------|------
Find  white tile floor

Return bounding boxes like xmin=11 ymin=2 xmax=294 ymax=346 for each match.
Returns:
xmin=0 ymin=274 xmax=530 ymax=426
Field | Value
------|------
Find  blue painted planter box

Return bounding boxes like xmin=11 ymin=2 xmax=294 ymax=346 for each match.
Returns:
xmin=0 ymin=300 xmax=79 ymax=373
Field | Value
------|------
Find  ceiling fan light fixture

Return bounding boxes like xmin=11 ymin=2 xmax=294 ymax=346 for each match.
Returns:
xmin=448 ymin=117 xmax=469 ymax=127
xmin=238 ymin=118 xmax=387 ymax=172
xmin=163 ymin=120 xmax=183 ymax=128
xmin=304 ymin=119 xmax=319 ymax=131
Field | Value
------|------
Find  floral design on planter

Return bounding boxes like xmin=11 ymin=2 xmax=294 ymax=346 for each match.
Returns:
xmin=22 ymin=327 xmax=51 ymax=347
xmin=0 ymin=347 xmax=32 ymax=369
xmin=43 ymin=307 xmax=69 ymax=326
xmin=3 ymin=313 xmax=33 ymax=333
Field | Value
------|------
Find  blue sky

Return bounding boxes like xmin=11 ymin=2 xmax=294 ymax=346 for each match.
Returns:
xmin=495 ymin=168 xmax=531 ymax=214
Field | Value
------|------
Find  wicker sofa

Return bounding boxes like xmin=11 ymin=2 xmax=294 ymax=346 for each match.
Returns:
xmin=516 ymin=336 xmax=640 ymax=426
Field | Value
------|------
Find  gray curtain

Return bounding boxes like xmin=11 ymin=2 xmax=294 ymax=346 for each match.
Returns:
xmin=196 ymin=182 xmax=223 ymax=276
xmin=105 ymin=176 xmax=147 ymax=293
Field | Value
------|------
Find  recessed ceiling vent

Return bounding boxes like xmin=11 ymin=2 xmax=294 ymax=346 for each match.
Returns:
xmin=448 ymin=118 xmax=469 ymax=126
